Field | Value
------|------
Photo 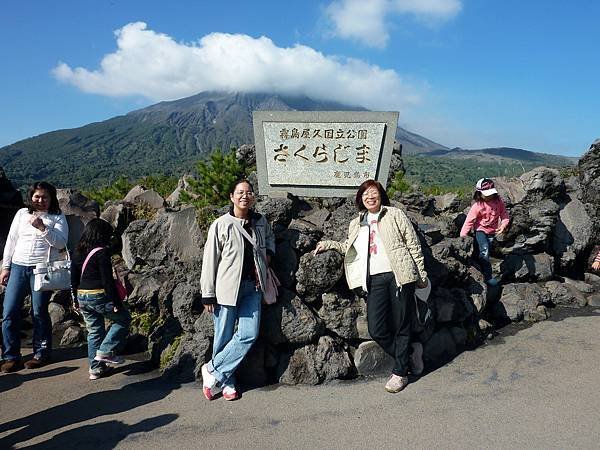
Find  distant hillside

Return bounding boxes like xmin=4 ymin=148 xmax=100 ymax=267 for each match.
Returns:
xmin=0 ymin=91 xmax=575 ymax=190
xmin=395 ymin=127 xmax=448 ymax=154
xmin=401 ymin=146 xmax=577 ymax=195
xmin=0 ymin=91 xmax=445 ymax=189
xmin=427 ymin=147 xmax=577 ymax=167
xmin=402 ymin=154 xmax=576 ymax=196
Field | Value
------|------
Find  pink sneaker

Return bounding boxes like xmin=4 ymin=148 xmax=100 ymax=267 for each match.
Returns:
xmin=202 ymin=385 xmax=222 ymax=401
xmin=201 ymin=363 xmax=222 ymax=400
xmin=222 ymin=385 xmax=239 ymax=401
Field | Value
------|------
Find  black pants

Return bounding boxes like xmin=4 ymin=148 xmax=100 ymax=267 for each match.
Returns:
xmin=367 ymin=272 xmax=415 ymax=377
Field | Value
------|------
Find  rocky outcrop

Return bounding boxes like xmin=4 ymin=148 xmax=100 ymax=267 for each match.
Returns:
xmin=117 ymin=140 xmax=600 ymax=385
xmin=166 ymin=175 xmax=195 ymax=207
xmin=578 ymin=139 xmax=600 ymax=248
xmin=0 ymin=167 xmax=24 ymax=253
xmin=57 ymin=189 xmax=100 ymax=250
xmin=124 ymin=185 xmax=166 ymax=209
xmin=121 ymin=207 xmax=204 ymax=269
xmin=579 ymin=139 xmax=600 ymax=207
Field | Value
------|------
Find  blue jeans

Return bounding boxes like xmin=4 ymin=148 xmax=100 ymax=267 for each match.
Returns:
xmin=2 ymin=264 xmax=52 ymax=361
xmin=475 ymin=231 xmax=494 ymax=280
xmin=78 ymin=292 xmax=131 ymax=371
xmin=208 ymin=280 xmax=261 ymax=388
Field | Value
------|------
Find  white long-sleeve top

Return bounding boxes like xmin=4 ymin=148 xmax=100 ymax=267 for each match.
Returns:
xmin=2 ymin=208 xmax=69 ymax=269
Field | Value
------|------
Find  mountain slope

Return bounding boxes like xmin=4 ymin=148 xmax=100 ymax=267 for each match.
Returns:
xmin=0 ymin=91 xmax=575 ymax=190
xmin=395 ymin=127 xmax=448 ymax=154
xmin=0 ymin=91 xmax=446 ymax=189
xmin=428 ymin=147 xmax=578 ymax=166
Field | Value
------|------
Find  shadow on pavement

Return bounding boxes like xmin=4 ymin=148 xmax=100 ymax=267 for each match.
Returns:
xmin=0 ymin=366 xmax=79 ymax=394
xmin=0 ymin=375 xmax=181 ymax=448
xmin=24 ymin=414 xmax=178 ymax=449
xmin=48 ymin=346 xmax=88 ymax=364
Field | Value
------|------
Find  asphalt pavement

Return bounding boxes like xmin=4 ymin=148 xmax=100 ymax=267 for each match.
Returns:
xmin=1 ymin=311 xmax=600 ymax=449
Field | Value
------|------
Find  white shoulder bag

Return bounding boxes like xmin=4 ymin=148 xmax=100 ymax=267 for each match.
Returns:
xmin=33 ymin=246 xmax=71 ymax=292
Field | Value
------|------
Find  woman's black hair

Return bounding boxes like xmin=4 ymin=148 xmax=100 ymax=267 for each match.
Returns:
xmin=26 ymin=181 xmax=61 ymax=214
xmin=75 ymin=218 xmax=115 ymax=256
xmin=355 ymin=179 xmax=390 ymax=212
xmin=229 ymin=179 xmax=254 ymax=195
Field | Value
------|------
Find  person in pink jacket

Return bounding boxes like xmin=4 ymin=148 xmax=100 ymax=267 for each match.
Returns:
xmin=460 ymin=178 xmax=510 ymax=286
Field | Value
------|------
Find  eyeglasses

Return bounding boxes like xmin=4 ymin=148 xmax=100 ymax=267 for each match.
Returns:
xmin=234 ymin=191 xmax=255 ymax=198
xmin=362 ymin=190 xmax=380 ymax=199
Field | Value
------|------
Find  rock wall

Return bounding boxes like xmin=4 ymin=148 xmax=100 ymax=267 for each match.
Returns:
xmin=0 ymin=167 xmax=24 ymax=254
xmin=117 ymin=141 xmax=600 ymax=385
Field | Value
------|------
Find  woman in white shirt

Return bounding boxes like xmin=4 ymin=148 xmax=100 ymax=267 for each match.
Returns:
xmin=1 ymin=181 xmax=68 ymax=373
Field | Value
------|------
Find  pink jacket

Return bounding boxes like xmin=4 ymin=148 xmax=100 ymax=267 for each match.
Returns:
xmin=460 ymin=197 xmax=510 ymax=237
xmin=595 ymin=250 xmax=600 ymax=264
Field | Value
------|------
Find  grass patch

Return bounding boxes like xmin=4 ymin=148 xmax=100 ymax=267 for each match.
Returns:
xmin=159 ymin=335 xmax=182 ymax=370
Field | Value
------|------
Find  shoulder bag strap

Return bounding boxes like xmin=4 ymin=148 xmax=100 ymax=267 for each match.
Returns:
xmin=45 ymin=243 xmax=71 ymax=263
xmin=231 ymin=219 xmax=258 ymax=249
xmin=81 ymin=247 xmax=105 ymax=276
xmin=230 ymin=219 xmax=270 ymax=266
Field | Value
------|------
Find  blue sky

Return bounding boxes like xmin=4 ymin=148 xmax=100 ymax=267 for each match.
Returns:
xmin=1 ymin=0 xmax=598 ymax=157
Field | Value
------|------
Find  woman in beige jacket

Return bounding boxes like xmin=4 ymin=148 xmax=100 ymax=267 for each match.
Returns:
xmin=314 ymin=180 xmax=428 ymax=393
xmin=200 ymin=179 xmax=275 ymax=401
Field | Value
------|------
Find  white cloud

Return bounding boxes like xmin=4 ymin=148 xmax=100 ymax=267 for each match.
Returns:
xmin=393 ymin=0 xmax=462 ymax=18
xmin=53 ymin=22 xmax=421 ymax=111
xmin=324 ymin=0 xmax=390 ymax=48
xmin=325 ymin=0 xmax=462 ymax=48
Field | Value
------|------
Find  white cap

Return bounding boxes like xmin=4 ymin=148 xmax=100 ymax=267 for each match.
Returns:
xmin=476 ymin=178 xmax=498 ymax=197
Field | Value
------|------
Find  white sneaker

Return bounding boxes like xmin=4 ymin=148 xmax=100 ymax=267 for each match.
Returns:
xmin=201 ymin=363 xmax=217 ymax=389
xmin=385 ymin=374 xmax=409 ymax=393
xmin=202 ymin=363 xmax=223 ymax=400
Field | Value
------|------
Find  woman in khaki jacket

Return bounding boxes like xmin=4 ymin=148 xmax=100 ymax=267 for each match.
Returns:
xmin=200 ymin=179 xmax=275 ymax=401
xmin=314 ymin=179 xmax=428 ymax=393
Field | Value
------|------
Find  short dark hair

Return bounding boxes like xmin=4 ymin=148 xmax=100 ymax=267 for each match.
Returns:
xmin=76 ymin=218 xmax=115 ymax=256
xmin=26 ymin=181 xmax=61 ymax=215
xmin=229 ymin=179 xmax=254 ymax=195
xmin=355 ymin=179 xmax=390 ymax=212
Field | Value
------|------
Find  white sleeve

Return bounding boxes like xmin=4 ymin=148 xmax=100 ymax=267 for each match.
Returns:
xmin=40 ymin=213 xmax=69 ymax=250
xmin=2 ymin=209 xmax=24 ymax=269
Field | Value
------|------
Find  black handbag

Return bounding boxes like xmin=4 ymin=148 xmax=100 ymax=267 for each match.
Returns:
xmin=411 ymin=281 xmax=435 ymax=342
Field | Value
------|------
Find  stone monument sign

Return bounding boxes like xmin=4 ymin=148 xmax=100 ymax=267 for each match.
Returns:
xmin=253 ymin=111 xmax=398 ymax=197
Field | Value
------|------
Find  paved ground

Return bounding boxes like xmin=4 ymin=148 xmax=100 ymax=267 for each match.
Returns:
xmin=1 ymin=311 xmax=600 ymax=449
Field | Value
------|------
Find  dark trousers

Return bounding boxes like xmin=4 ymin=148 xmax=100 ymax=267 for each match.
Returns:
xmin=367 ymin=272 xmax=415 ymax=377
